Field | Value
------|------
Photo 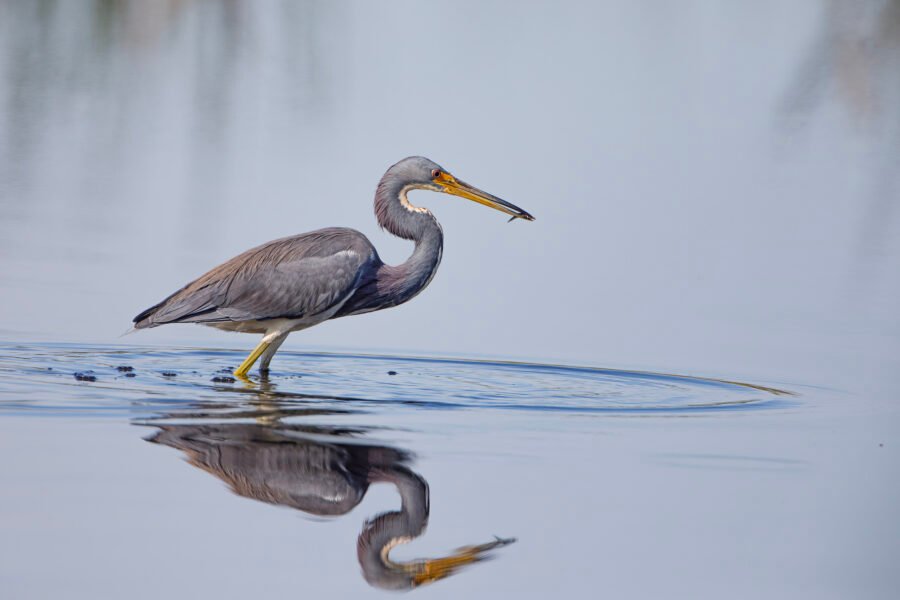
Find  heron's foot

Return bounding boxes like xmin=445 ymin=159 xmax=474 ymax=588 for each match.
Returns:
xmin=233 ymin=371 xmax=254 ymax=384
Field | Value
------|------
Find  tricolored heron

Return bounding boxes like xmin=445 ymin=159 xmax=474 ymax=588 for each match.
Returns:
xmin=133 ymin=157 xmax=534 ymax=378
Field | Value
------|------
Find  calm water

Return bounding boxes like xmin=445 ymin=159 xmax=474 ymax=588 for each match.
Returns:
xmin=1 ymin=1 xmax=899 ymax=598
xmin=0 ymin=342 xmax=818 ymax=597
xmin=1 ymin=343 xmax=896 ymax=598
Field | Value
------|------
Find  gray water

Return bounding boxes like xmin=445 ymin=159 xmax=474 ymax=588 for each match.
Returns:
xmin=1 ymin=1 xmax=899 ymax=598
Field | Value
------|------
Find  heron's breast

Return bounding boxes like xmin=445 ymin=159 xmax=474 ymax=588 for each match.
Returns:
xmin=203 ymin=315 xmax=322 ymax=335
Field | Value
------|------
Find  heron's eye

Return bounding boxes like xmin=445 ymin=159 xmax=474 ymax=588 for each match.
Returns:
xmin=431 ymin=169 xmax=442 ymax=179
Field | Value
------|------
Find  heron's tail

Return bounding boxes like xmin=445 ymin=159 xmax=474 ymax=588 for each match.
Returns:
xmin=132 ymin=303 xmax=163 ymax=329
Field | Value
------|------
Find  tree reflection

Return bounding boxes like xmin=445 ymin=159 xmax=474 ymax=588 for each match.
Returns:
xmin=780 ymin=0 xmax=900 ymax=266
xmin=0 ymin=0 xmax=338 ymax=211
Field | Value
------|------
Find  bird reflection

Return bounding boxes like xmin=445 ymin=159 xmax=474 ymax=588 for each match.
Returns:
xmin=140 ymin=382 xmax=513 ymax=590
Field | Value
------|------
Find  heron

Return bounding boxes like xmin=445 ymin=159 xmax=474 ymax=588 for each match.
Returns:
xmin=133 ymin=156 xmax=534 ymax=378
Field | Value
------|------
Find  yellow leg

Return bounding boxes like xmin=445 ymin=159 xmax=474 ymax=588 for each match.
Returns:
xmin=233 ymin=338 xmax=271 ymax=379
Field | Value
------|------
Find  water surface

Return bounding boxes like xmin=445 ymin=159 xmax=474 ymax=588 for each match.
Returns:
xmin=2 ymin=342 xmax=896 ymax=599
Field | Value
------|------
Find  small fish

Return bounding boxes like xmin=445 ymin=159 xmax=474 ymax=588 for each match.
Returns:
xmin=507 ymin=213 xmax=534 ymax=223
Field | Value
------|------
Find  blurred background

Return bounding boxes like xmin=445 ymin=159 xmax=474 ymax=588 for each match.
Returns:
xmin=1 ymin=0 xmax=898 ymax=388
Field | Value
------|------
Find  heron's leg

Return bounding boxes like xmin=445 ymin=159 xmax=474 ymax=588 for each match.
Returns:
xmin=258 ymin=332 xmax=289 ymax=373
xmin=233 ymin=333 xmax=278 ymax=378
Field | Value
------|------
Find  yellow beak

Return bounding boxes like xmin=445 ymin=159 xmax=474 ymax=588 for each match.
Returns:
xmin=435 ymin=172 xmax=535 ymax=222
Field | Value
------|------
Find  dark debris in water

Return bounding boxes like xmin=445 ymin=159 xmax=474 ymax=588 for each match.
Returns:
xmin=124 ymin=372 xmax=136 ymax=378
xmin=211 ymin=376 xmax=236 ymax=384
xmin=74 ymin=371 xmax=96 ymax=382
xmin=387 ymin=371 xmax=398 ymax=376
xmin=116 ymin=365 xmax=134 ymax=372
xmin=161 ymin=371 xmax=177 ymax=378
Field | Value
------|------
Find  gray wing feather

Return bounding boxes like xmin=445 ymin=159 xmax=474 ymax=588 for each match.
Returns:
xmin=134 ymin=228 xmax=378 ymax=328
xmin=216 ymin=251 xmax=368 ymax=321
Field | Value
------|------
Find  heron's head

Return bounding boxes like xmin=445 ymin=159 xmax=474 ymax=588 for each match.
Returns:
xmin=387 ymin=156 xmax=535 ymax=222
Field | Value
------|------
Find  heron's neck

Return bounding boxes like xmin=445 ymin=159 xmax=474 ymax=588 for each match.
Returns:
xmin=356 ymin=466 xmax=430 ymax=590
xmin=373 ymin=177 xmax=444 ymax=306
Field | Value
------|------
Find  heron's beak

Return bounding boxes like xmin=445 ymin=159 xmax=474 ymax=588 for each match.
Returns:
xmin=435 ymin=172 xmax=535 ymax=222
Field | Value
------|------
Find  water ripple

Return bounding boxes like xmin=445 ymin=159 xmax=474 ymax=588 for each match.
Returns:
xmin=0 ymin=342 xmax=796 ymax=418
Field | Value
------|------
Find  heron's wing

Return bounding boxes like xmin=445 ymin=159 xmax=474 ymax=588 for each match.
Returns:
xmin=215 ymin=249 xmax=371 ymax=322
xmin=134 ymin=228 xmax=378 ymax=327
